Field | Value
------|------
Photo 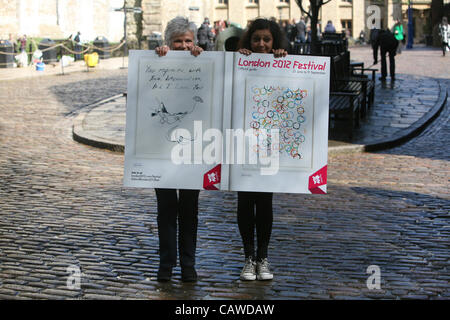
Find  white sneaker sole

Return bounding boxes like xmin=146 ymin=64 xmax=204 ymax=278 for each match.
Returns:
xmin=240 ymin=274 xmax=257 ymax=281
xmin=257 ymin=274 xmax=273 ymax=280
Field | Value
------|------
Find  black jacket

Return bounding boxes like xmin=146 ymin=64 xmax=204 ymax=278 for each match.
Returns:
xmin=296 ymin=20 xmax=306 ymax=37
xmin=197 ymin=24 xmax=214 ymax=45
xmin=371 ymin=29 xmax=399 ymax=62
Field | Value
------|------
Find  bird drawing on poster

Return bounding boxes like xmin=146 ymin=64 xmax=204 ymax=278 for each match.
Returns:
xmin=150 ymin=96 xmax=203 ymax=143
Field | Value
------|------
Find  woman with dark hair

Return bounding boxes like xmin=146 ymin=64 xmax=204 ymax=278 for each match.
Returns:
xmin=238 ymin=18 xmax=288 ymax=55
xmin=236 ymin=18 xmax=288 ymax=281
xmin=153 ymin=16 xmax=203 ymax=283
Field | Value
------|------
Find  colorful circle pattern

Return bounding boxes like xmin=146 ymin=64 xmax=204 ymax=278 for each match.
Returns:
xmin=250 ymin=85 xmax=307 ymax=159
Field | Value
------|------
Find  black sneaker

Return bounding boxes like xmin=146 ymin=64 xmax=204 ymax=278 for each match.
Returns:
xmin=181 ymin=267 xmax=197 ymax=282
xmin=157 ymin=267 xmax=172 ymax=282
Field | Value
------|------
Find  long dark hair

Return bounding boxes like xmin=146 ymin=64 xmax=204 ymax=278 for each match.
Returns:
xmin=238 ymin=18 xmax=288 ymax=51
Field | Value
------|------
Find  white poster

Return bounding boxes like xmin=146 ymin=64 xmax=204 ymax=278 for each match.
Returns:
xmin=134 ymin=58 xmax=214 ymax=158
xmin=229 ymin=53 xmax=329 ymax=194
xmin=124 ymin=51 xmax=330 ymax=194
xmin=123 ymin=50 xmax=227 ymax=190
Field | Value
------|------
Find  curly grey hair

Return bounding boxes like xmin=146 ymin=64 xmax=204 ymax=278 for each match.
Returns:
xmin=164 ymin=16 xmax=198 ymax=46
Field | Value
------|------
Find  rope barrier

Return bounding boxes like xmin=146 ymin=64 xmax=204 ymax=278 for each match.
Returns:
xmin=0 ymin=39 xmax=127 ymax=56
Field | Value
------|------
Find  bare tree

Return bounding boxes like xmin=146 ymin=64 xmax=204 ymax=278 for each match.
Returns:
xmin=295 ymin=0 xmax=333 ymax=54
xmin=431 ymin=0 xmax=444 ymax=28
xmin=431 ymin=0 xmax=444 ymax=46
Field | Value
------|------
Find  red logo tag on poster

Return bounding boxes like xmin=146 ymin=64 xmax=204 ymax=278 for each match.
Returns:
xmin=308 ymin=165 xmax=327 ymax=194
xmin=203 ymin=164 xmax=221 ymax=190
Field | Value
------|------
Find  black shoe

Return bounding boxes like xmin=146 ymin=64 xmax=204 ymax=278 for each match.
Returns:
xmin=379 ymin=77 xmax=386 ymax=81
xmin=391 ymin=76 xmax=396 ymax=81
xmin=157 ymin=267 xmax=172 ymax=282
xmin=181 ymin=267 xmax=197 ymax=282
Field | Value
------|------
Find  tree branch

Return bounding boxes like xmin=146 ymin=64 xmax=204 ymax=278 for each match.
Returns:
xmin=295 ymin=0 xmax=312 ymax=19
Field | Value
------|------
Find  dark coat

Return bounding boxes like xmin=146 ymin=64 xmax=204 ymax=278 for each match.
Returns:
xmin=197 ymin=23 xmax=214 ymax=45
xmin=371 ymin=29 xmax=399 ymax=62
xmin=295 ymin=20 xmax=306 ymax=37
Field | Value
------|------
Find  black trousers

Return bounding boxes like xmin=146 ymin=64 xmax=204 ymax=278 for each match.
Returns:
xmin=155 ymin=188 xmax=199 ymax=269
xmin=237 ymin=192 xmax=273 ymax=260
xmin=442 ymin=42 xmax=449 ymax=56
xmin=380 ymin=47 xmax=397 ymax=79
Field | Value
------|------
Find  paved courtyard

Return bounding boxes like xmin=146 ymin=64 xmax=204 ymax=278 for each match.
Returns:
xmin=0 ymin=45 xmax=448 ymax=300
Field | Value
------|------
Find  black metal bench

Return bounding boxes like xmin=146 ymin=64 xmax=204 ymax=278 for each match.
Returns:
xmin=348 ymin=57 xmax=377 ymax=116
xmin=328 ymin=53 xmax=367 ymax=139
xmin=342 ymin=51 xmax=377 ymax=116
xmin=329 ymin=91 xmax=362 ymax=139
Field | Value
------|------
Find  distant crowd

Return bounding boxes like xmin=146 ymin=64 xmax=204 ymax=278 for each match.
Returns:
xmin=196 ymin=16 xmax=342 ymax=52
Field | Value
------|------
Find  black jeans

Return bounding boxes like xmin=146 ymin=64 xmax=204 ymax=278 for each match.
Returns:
xmin=442 ymin=42 xmax=449 ymax=56
xmin=155 ymin=188 xmax=199 ymax=269
xmin=380 ymin=47 xmax=396 ymax=79
xmin=237 ymin=192 xmax=273 ymax=260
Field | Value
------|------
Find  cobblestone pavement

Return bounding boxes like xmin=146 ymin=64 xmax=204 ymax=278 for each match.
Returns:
xmin=0 ymin=46 xmax=449 ymax=300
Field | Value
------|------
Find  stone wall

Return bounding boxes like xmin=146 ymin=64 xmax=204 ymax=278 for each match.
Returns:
xmin=0 ymin=0 xmax=124 ymax=43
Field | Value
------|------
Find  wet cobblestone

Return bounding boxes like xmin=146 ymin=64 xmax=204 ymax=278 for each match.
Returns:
xmin=0 ymin=46 xmax=449 ymax=300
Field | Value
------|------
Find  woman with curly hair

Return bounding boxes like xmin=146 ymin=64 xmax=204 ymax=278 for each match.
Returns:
xmin=236 ymin=18 xmax=288 ymax=281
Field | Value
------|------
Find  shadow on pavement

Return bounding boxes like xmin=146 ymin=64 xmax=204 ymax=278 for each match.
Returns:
xmin=49 ymin=74 xmax=127 ymax=117
xmin=373 ymin=93 xmax=449 ymax=161
xmin=350 ymin=186 xmax=450 ymax=213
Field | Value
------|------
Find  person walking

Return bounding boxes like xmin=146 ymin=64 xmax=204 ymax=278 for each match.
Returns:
xmin=438 ymin=16 xmax=449 ymax=56
xmin=371 ymin=28 xmax=399 ymax=81
xmin=153 ymin=16 xmax=204 ymax=282
xmin=236 ymin=18 xmax=288 ymax=281
xmin=393 ymin=20 xmax=404 ymax=54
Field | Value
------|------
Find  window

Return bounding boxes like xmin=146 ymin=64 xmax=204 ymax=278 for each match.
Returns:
xmin=341 ymin=19 xmax=352 ymax=35
xmin=249 ymin=0 xmax=259 ymax=4
xmin=218 ymin=0 xmax=228 ymax=4
xmin=280 ymin=0 xmax=289 ymax=3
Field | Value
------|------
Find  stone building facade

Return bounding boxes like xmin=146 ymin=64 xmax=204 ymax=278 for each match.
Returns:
xmin=1 ymin=0 xmax=445 ymax=47
xmin=137 ymin=0 xmax=443 ymax=46
xmin=0 ymin=0 xmax=124 ymax=42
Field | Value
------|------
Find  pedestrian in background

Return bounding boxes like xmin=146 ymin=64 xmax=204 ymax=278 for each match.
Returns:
xmin=371 ymin=28 xmax=399 ymax=81
xmin=393 ymin=20 xmax=404 ymax=54
xmin=8 ymin=33 xmax=17 ymax=53
xmin=284 ymin=19 xmax=295 ymax=44
xmin=153 ymin=16 xmax=204 ymax=283
xmin=438 ymin=16 xmax=449 ymax=56
xmin=197 ymin=17 xmax=215 ymax=51
xmin=74 ymin=31 xmax=82 ymax=61
xmin=306 ymin=25 xmax=312 ymax=43
xmin=295 ymin=17 xmax=307 ymax=43
xmin=237 ymin=18 xmax=288 ymax=282
xmin=19 ymin=35 xmax=27 ymax=52
xmin=324 ymin=20 xmax=336 ymax=33
xmin=358 ymin=30 xmax=366 ymax=45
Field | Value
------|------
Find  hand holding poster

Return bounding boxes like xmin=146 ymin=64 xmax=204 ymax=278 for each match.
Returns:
xmin=123 ymin=50 xmax=330 ymax=194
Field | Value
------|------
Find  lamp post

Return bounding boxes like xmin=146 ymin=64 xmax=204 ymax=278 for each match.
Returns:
xmin=114 ymin=2 xmax=142 ymax=68
xmin=406 ymin=0 xmax=414 ymax=49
